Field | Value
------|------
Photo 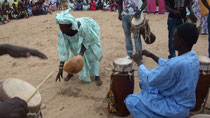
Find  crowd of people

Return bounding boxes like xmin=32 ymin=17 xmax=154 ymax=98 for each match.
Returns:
xmin=0 ymin=0 xmax=54 ymax=24
xmin=1 ymin=0 xmax=209 ymax=37
xmin=67 ymin=0 xmax=118 ymax=11
xmin=0 ymin=0 xmax=120 ymax=24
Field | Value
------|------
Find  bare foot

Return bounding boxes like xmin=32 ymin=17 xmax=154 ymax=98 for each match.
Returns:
xmin=64 ymin=74 xmax=74 ymax=81
xmin=95 ymin=76 xmax=102 ymax=86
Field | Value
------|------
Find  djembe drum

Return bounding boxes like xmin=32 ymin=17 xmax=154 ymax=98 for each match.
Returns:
xmin=0 ymin=78 xmax=42 ymax=118
xmin=107 ymin=58 xmax=134 ymax=117
xmin=191 ymin=56 xmax=210 ymax=113
xmin=131 ymin=15 xmax=156 ymax=44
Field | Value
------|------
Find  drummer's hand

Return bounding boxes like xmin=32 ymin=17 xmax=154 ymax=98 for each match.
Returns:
xmin=0 ymin=97 xmax=29 ymax=118
xmin=142 ymin=50 xmax=153 ymax=58
xmin=118 ymin=14 xmax=122 ymax=21
xmin=7 ymin=44 xmax=47 ymax=59
xmin=134 ymin=10 xmax=141 ymax=18
xmin=133 ymin=51 xmax=143 ymax=66
xmin=189 ymin=13 xmax=197 ymax=23
xmin=56 ymin=68 xmax=63 ymax=82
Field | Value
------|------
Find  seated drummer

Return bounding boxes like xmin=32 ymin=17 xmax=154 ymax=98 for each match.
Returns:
xmin=55 ymin=9 xmax=103 ymax=86
xmin=125 ymin=23 xmax=200 ymax=118
xmin=0 ymin=44 xmax=47 ymax=118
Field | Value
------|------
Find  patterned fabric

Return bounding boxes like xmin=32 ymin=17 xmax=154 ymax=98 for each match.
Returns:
xmin=57 ymin=11 xmax=102 ymax=82
xmin=125 ymin=50 xmax=200 ymax=118
xmin=174 ymin=0 xmax=185 ymax=8
xmin=122 ymin=0 xmax=143 ymax=16
xmin=193 ymin=0 xmax=208 ymax=34
xmin=56 ymin=9 xmax=78 ymax=30
xmin=106 ymin=74 xmax=117 ymax=113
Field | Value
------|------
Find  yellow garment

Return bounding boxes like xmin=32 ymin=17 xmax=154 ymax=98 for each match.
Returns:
xmin=199 ymin=0 xmax=209 ymax=16
xmin=11 ymin=1 xmax=18 ymax=7
xmin=61 ymin=1 xmax=67 ymax=8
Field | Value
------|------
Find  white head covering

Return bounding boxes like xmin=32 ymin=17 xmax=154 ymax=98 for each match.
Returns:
xmin=56 ymin=9 xmax=79 ymax=31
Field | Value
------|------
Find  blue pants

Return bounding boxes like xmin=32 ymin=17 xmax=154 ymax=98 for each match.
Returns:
xmin=122 ymin=15 xmax=142 ymax=57
xmin=208 ymin=14 xmax=210 ymax=57
xmin=167 ymin=18 xmax=183 ymax=59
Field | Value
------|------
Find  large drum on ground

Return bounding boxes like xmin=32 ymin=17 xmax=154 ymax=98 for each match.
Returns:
xmin=107 ymin=58 xmax=134 ymax=117
xmin=131 ymin=15 xmax=156 ymax=44
xmin=0 ymin=78 xmax=42 ymax=118
xmin=191 ymin=56 xmax=210 ymax=113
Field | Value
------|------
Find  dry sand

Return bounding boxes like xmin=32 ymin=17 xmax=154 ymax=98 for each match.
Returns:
xmin=0 ymin=10 xmax=209 ymax=118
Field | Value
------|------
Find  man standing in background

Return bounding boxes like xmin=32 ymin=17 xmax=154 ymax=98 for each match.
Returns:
xmin=118 ymin=0 xmax=147 ymax=58
xmin=165 ymin=0 xmax=197 ymax=59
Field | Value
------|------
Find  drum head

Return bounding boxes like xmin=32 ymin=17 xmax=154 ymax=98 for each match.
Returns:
xmin=198 ymin=56 xmax=210 ymax=71
xmin=114 ymin=58 xmax=132 ymax=66
xmin=198 ymin=56 xmax=210 ymax=64
xmin=113 ymin=58 xmax=133 ymax=72
xmin=131 ymin=15 xmax=144 ymax=26
xmin=0 ymin=78 xmax=42 ymax=113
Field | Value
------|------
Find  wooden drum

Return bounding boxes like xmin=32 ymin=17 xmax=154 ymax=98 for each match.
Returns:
xmin=0 ymin=78 xmax=42 ymax=116
xmin=131 ymin=15 xmax=156 ymax=44
xmin=110 ymin=58 xmax=134 ymax=117
xmin=191 ymin=56 xmax=210 ymax=112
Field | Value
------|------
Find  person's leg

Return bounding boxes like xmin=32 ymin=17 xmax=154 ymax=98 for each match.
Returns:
xmin=125 ymin=94 xmax=148 ymax=118
xmin=158 ymin=0 xmax=165 ymax=14
xmin=122 ymin=15 xmax=133 ymax=57
xmin=208 ymin=14 xmax=210 ymax=57
xmin=167 ymin=18 xmax=183 ymax=59
xmin=79 ymin=59 xmax=91 ymax=83
xmin=133 ymin=28 xmax=142 ymax=53
xmin=167 ymin=18 xmax=176 ymax=58
xmin=90 ymin=60 xmax=102 ymax=86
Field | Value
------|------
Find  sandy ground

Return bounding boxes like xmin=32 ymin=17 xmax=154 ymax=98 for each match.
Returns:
xmin=0 ymin=10 xmax=209 ymax=118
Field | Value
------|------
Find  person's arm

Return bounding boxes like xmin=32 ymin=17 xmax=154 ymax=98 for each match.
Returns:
xmin=133 ymin=52 xmax=143 ymax=66
xmin=140 ymin=0 xmax=147 ymax=12
xmin=142 ymin=50 xmax=159 ymax=63
xmin=134 ymin=0 xmax=147 ymax=18
xmin=165 ymin=0 xmax=175 ymax=13
xmin=56 ymin=32 xmax=70 ymax=82
xmin=0 ymin=97 xmax=29 ymax=118
xmin=118 ymin=0 xmax=122 ymax=20
xmin=0 ymin=44 xmax=8 ymax=56
xmin=137 ymin=58 xmax=173 ymax=89
xmin=0 ymin=44 xmax=47 ymax=59
xmin=186 ymin=0 xmax=197 ymax=23
xmin=79 ymin=43 xmax=86 ymax=56
xmin=201 ymin=0 xmax=210 ymax=11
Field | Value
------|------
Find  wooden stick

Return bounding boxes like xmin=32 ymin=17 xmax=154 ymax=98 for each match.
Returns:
xmin=26 ymin=72 xmax=53 ymax=103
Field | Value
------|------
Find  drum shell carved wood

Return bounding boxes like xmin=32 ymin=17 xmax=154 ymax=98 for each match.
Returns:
xmin=111 ymin=73 xmax=134 ymax=117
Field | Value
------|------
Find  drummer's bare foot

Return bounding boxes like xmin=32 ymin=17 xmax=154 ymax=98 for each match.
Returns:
xmin=95 ymin=76 xmax=102 ymax=86
xmin=64 ymin=74 xmax=73 ymax=81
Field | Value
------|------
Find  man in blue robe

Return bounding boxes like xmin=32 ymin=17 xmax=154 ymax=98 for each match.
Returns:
xmin=125 ymin=23 xmax=200 ymax=118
